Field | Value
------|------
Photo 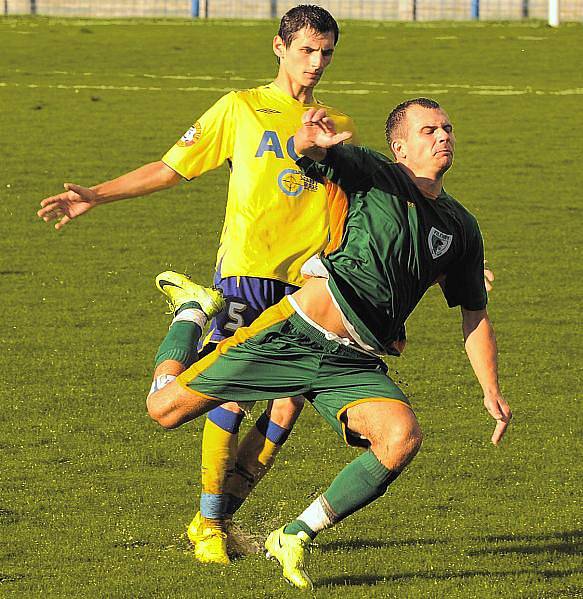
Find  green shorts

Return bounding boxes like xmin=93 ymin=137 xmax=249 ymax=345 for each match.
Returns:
xmin=176 ymin=297 xmax=411 ymax=447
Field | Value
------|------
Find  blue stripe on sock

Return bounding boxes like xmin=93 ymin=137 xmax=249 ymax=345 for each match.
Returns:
xmin=207 ymin=406 xmax=244 ymax=434
xmin=200 ymin=493 xmax=227 ymax=519
xmin=255 ymin=411 xmax=291 ymax=445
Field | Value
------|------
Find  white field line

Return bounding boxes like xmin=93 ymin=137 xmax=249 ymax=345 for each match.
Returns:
xmin=1 ymin=79 xmax=581 ymax=97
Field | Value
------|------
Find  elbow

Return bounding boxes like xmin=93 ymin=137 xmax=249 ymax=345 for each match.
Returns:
xmin=154 ymin=161 xmax=181 ymax=188
xmin=146 ymin=394 xmax=180 ymax=430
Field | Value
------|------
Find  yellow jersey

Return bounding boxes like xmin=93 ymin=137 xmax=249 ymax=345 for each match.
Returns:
xmin=162 ymin=83 xmax=357 ymax=287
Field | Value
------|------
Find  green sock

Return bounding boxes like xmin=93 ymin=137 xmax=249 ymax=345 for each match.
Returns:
xmin=154 ymin=301 xmax=204 ymax=368
xmin=283 ymin=451 xmax=400 ymax=540
xmin=284 ymin=519 xmax=317 ymax=540
xmin=322 ymin=450 xmax=400 ymax=522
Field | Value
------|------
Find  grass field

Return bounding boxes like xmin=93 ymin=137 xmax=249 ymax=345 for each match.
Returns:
xmin=1 ymin=16 xmax=582 ymax=598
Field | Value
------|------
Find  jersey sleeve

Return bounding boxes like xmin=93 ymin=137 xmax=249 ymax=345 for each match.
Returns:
xmin=161 ymin=91 xmax=237 ymax=180
xmin=442 ymin=216 xmax=488 ymax=311
xmin=296 ymin=145 xmax=379 ymax=193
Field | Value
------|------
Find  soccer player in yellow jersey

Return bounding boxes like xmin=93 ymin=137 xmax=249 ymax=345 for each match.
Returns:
xmin=38 ymin=5 xmax=357 ymax=565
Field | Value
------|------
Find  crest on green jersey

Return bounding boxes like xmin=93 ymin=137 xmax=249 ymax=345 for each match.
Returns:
xmin=428 ymin=226 xmax=453 ymax=259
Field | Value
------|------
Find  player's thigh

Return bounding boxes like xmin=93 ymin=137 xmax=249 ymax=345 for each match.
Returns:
xmin=180 ymin=302 xmax=316 ymax=404
xmin=311 ymin=353 xmax=413 ymax=447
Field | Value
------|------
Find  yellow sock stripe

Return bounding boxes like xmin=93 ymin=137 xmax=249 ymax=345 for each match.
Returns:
xmin=176 ymin=296 xmax=295 ymax=393
xmin=336 ymin=397 xmax=414 ymax=446
xmin=256 ymin=437 xmax=279 ymax=467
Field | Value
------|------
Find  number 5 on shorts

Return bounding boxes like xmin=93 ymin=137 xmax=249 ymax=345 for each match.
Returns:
xmin=224 ymin=301 xmax=247 ymax=332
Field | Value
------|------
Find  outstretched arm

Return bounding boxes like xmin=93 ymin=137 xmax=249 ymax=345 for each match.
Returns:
xmin=462 ymin=307 xmax=512 ymax=445
xmin=293 ymin=108 xmax=353 ymax=162
xmin=38 ymin=160 xmax=181 ymax=230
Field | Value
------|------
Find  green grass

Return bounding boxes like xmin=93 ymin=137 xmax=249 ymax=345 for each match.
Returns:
xmin=1 ymin=16 xmax=582 ymax=598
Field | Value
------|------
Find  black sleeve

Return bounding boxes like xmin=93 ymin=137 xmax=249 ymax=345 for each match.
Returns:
xmin=442 ymin=217 xmax=488 ymax=311
xmin=296 ymin=145 xmax=384 ymax=194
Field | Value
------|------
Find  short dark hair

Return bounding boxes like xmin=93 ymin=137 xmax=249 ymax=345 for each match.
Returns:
xmin=385 ymin=98 xmax=441 ymax=147
xmin=278 ymin=4 xmax=339 ymax=47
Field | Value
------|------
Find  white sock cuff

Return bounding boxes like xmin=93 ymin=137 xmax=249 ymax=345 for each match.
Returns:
xmin=298 ymin=496 xmax=334 ymax=534
xmin=171 ymin=308 xmax=207 ymax=329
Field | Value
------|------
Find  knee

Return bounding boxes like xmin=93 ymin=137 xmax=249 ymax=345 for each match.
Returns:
xmin=268 ymin=395 xmax=304 ymax=425
xmin=376 ymin=416 xmax=423 ymax=468
xmin=392 ymin=417 xmax=423 ymax=455
xmin=221 ymin=401 xmax=245 ymax=415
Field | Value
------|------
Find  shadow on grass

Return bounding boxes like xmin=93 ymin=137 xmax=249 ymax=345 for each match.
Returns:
xmin=318 ymin=537 xmax=446 ymax=553
xmin=0 ymin=573 xmax=25 ymax=584
xmin=317 ymin=566 xmax=583 ymax=588
xmin=468 ymin=529 xmax=583 ymax=557
xmin=0 ymin=508 xmax=21 ymax=525
xmin=479 ymin=529 xmax=582 ymax=543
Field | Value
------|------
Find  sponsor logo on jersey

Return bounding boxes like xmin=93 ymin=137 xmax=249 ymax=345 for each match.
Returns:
xmin=428 ymin=227 xmax=453 ymax=259
xmin=256 ymin=108 xmax=281 ymax=114
xmin=277 ymin=169 xmax=318 ymax=197
xmin=177 ymin=121 xmax=202 ymax=147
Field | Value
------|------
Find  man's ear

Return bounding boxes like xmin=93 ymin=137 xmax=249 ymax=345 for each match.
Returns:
xmin=392 ymin=139 xmax=406 ymax=160
xmin=273 ymin=35 xmax=286 ymax=60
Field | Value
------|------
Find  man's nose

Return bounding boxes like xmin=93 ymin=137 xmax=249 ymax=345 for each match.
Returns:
xmin=436 ymin=128 xmax=450 ymax=142
xmin=311 ymin=51 xmax=324 ymax=69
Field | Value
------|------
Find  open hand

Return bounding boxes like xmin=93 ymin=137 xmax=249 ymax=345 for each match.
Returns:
xmin=294 ymin=108 xmax=353 ymax=160
xmin=38 ymin=183 xmax=97 ymax=230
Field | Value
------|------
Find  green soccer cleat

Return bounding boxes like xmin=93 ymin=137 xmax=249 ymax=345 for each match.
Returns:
xmin=265 ymin=526 xmax=313 ymax=590
xmin=156 ymin=271 xmax=225 ymax=318
xmin=187 ymin=512 xmax=230 ymax=565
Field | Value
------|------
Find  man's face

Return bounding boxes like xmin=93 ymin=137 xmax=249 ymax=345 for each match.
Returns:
xmin=274 ymin=27 xmax=336 ymax=89
xmin=395 ymin=106 xmax=456 ymax=177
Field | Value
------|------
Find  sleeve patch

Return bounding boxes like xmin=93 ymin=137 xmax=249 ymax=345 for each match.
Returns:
xmin=177 ymin=121 xmax=202 ymax=147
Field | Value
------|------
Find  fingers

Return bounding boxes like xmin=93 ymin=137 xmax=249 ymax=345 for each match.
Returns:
xmin=484 ymin=267 xmax=495 ymax=292
xmin=333 ymin=131 xmax=353 ymax=145
xmin=63 ymin=182 xmax=85 ymax=194
xmin=302 ymin=108 xmax=328 ymax=127
xmin=491 ymin=418 xmax=509 ymax=446
xmin=301 ymin=108 xmax=319 ymax=124
xmin=54 ymin=215 xmax=71 ymax=230
xmin=486 ymin=396 xmax=512 ymax=446
xmin=38 ymin=198 xmax=64 ymax=222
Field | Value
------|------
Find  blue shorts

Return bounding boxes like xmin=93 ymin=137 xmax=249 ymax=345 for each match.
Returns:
xmin=205 ymin=273 xmax=299 ymax=344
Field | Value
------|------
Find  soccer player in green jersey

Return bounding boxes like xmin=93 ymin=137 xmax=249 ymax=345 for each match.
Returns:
xmin=37 ymin=5 xmax=357 ymax=565
xmin=146 ymin=98 xmax=511 ymax=589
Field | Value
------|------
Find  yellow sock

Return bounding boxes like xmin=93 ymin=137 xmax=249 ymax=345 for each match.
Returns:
xmin=199 ymin=407 xmax=244 ymax=528
xmin=225 ymin=411 xmax=290 ymax=515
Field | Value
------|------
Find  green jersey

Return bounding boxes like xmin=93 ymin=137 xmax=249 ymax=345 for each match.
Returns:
xmin=297 ymin=145 xmax=487 ymax=355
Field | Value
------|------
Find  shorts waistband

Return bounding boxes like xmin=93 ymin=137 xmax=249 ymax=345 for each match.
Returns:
xmin=287 ymin=312 xmax=378 ymax=359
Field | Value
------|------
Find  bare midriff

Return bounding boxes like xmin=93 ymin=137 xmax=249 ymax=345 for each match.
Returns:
xmin=291 ymin=277 xmax=352 ymax=339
